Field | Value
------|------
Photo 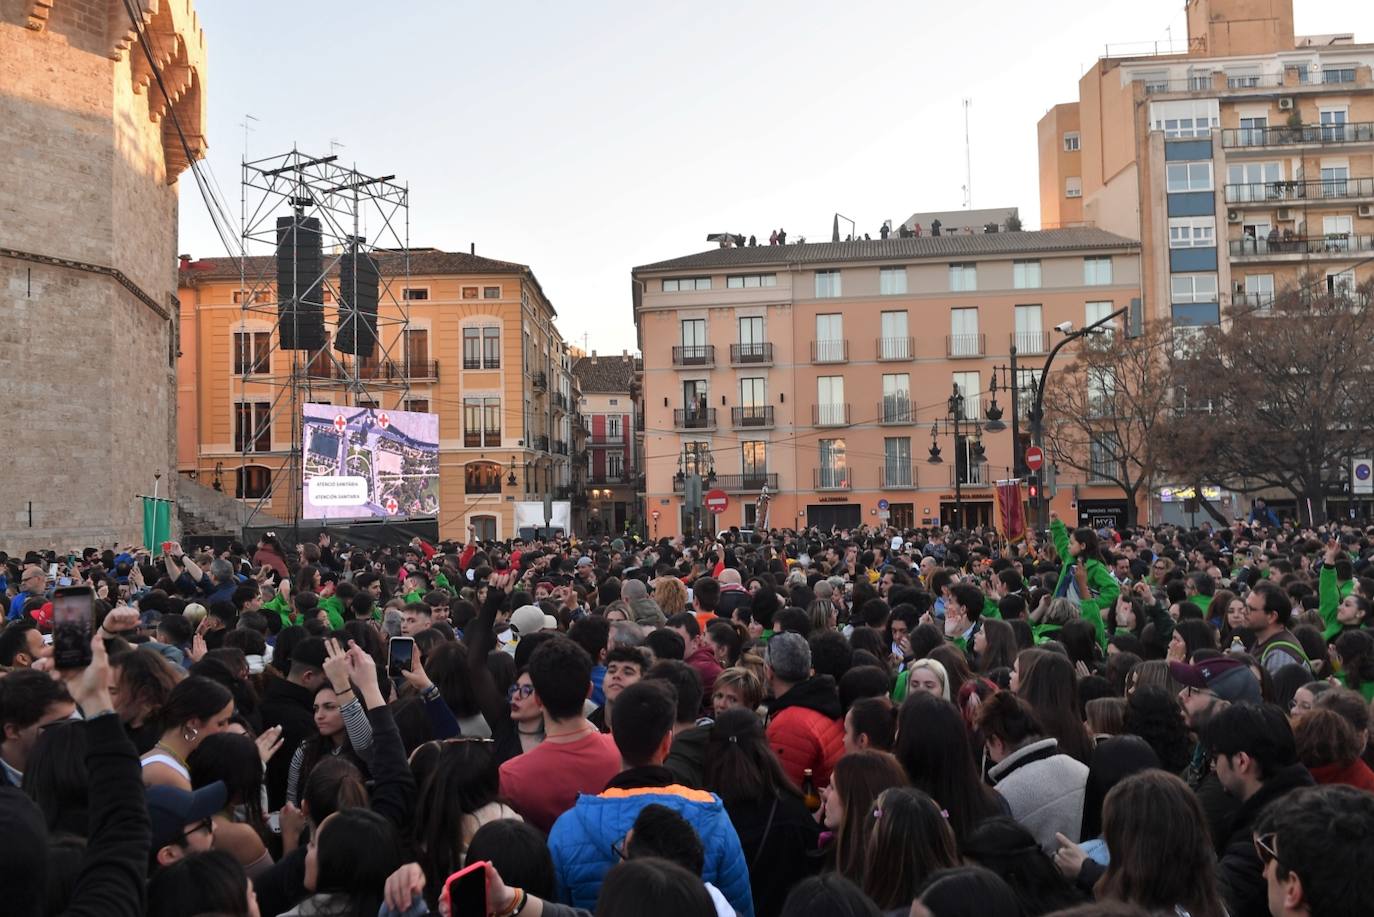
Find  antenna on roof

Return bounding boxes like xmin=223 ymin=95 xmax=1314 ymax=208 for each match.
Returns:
xmin=962 ymin=99 xmax=973 ymax=210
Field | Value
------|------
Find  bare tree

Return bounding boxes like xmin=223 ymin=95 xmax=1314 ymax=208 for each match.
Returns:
xmin=1040 ymin=319 xmax=1177 ymax=527
xmin=1159 ymin=282 xmax=1374 ymax=525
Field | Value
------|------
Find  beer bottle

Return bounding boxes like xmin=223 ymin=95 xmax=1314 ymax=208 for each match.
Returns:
xmin=802 ymin=768 xmax=820 ymax=812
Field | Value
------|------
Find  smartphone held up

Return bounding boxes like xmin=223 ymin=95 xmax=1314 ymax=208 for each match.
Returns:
xmin=51 ymin=585 xmax=96 ymax=669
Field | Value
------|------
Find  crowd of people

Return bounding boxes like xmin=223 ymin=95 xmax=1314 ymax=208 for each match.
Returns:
xmin=3 ymin=511 xmax=1374 ymax=917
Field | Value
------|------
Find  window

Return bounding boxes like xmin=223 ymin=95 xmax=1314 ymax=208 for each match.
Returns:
xmin=1320 ymin=109 xmax=1348 ymax=142
xmin=463 ymin=327 xmax=482 ymax=369
xmin=1226 ymin=162 xmax=1282 ymax=201
xmin=949 ymin=308 xmax=979 ymax=356
xmin=483 ymin=286 xmax=501 ymax=299
xmin=1090 ymin=434 xmax=1121 ymax=481
xmin=1171 ymin=274 xmax=1218 ymax=303
xmin=234 ymin=402 xmax=271 ymax=452
xmin=1320 ymin=164 xmax=1349 ymax=198
xmin=662 ymin=277 xmax=711 ymax=292
xmin=1149 ymin=99 xmax=1219 ymax=138
xmin=1063 ymin=132 xmax=1080 ymax=152
xmin=818 ymin=439 xmax=847 ymax=488
xmin=949 ymin=263 xmax=977 ymax=292
xmin=1243 ymin=274 xmax=1274 ymax=311
xmin=1322 ymin=67 xmax=1356 ymax=84
xmin=815 ymin=270 xmax=842 ymax=298
xmin=233 ymin=331 xmax=270 ymax=375
xmin=879 ymin=311 xmax=909 ymax=359
xmin=742 ymin=442 xmax=767 ymax=480
xmin=1087 ymin=367 xmax=1115 ymax=417
xmin=464 ymin=398 xmax=501 ymax=447
xmin=738 ymin=316 xmax=764 ymax=350
xmin=1236 ymin=116 xmax=1268 ymax=146
xmin=1085 ymin=301 xmax=1116 ymax=332
xmin=740 ymin=377 xmax=765 ymax=408
xmin=1065 ymin=177 xmax=1082 ymax=198
xmin=1083 ymin=257 xmax=1113 ymax=286
xmin=465 ymin=462 xmax=504 ymax=495
xmin=881 ymin=374 xmax=911 ymax=422
xmin=726 ymin=273 xmax=777 ymax=288
xmin=607 ymin=452 xmax=624 ymax=479
xmin=1015 ymin=369 xmax=1042 ymax=419
xmin=404 ymin=399 xmax=429 ymax=414
xmin=482 ymin=327 xmax=500 ymax=368
xmin=1013 ymin=260 xmax=1042 ymax=289
xmin=1014 ymin=304 xmax=1044 ymax=352
xmin=1226 ymin=70 xmax=1260 ymax=88
xmin=817 ymin=376 xmax=845 ymax=425
xmin=884 ymin=437 xmax=913 ymax=486
xmin=402 ymin=288 xmax=429 ymax=301
xmin=1168 ymin=217 xmax=1216 ymax=248
xmin=682 ymin=442 xmax=711 ymax=476
xmin=462 ymin=286 xmax=479 ymax=299
xmin=879 ymin=267 xmax=908 ymax=295
xmin=952 ymin=372 xmax=980 ymax=421
xmin=1166 ymin=162 xmax=1213 ymax=193
xmin=607 ymin=415 xmax=622 ymax=439
xmin=815 ymin=313 xmax=844 ymax=361
xmin=1327 ymin=270 xmax=1356 ymax=298
xmin=403 ymin=329 xmax=429 ymax=376
xmin=235 ymin=465 xmax=272 ymax=500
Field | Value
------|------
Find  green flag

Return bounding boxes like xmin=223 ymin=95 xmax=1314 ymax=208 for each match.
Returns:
xmin=142 ymin=496 xmax=172 ymax=550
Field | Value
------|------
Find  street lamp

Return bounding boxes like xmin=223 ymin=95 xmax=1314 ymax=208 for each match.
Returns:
xmin=926 ymin=383 xmax=984 ymax=529
xmin=677 ymin=447 xmax=716 ymax=539
xmin=1028 ymin=307 xmax=1129 ymax=531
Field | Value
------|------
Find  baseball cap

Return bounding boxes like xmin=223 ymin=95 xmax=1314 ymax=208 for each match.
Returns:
xmin=509 ymin=604 xmax=557 ymax=636
xmin=1168 ymin=657 xmax=1261 ymax=704
xmin=147 ymin=781 xmax=227 ymax=850
xmin=576 ymin=556 xmax=593 ymax=568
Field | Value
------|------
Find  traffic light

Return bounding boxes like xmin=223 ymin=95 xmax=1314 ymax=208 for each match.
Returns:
xmin=1026 ymin=474 xmax=1040 ymax=500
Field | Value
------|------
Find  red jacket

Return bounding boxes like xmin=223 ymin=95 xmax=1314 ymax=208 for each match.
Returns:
xmin=1310 ymin=758 xmax=1374 ymax=793
xmin=685 ymin=645 xmax=723 ymax=713
xmin=766 ymin=676 xmax=845 ymax=788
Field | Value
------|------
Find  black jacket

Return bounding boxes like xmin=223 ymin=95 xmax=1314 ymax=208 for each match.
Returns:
xmin=259 ymin=677 xmax=317 ymax=810
xmin=725 ymin=794 xmax=820 ymax=917
xmin=1216 ymin=763 xmax=1315 ymax=917
xmin=664 ymin=724 xmax=710 ymax=789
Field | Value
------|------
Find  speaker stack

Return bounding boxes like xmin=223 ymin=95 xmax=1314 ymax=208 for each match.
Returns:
xmin=275 ymin=214 xmax=325 ymax=350
xmin=335 ymin=248 xmax=379 ymax=358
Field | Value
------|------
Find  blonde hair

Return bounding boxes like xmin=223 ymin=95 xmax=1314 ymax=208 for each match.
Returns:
xmin=713 ymin=666 xmax=764 ymax=711
xmin=653 ymin=577 xmax=688 ymax=617
xmin=907 ymin=657 xmax=950 ymax=701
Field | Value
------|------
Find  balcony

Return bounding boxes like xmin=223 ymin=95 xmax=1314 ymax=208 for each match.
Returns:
xmin=590 ymin=431 xmax=626 ymax=445
xmin=880 ymin=464 xmax=919 ymax=489
xmin=730 ymin=342 xmax=773 ymax=366
xmin=814 ymin=468 xmax=852 ymax=491
xmin=877 ymin=400 xmax=916 ymax=425
xmin=951 ymin=463 xmax=990 ymax=487
xmin=811 ymin=339 xmax=849 ymax=363
xmin=1224 ymin=178 xmax=1374 ymax=206
xmin=731 ymin=405 xmax=775 ymax=429
xmin=673 ymin=407 xmax=717 ymax=431
xmin=812 ymin=403 xmax=851 ymax=426
xmin=1228 ymin=234 xmax=1374 ymax=261
xmin=672 ymin=345 xmax=715 ymax=368
xmin=947 ymin=334 xmax=986 ymax=358
xmin=355 ymin=359 xmax=439 ymax=381
xmin=875 ymin=337 xmax=913 ymax=361
xmin=717 ymin=473 xmax=778 ymax=493
xmin=533 ymin=434 xmax=550 ymax=452
xmin=1222 ymin=122 xmax=1374 ymax=150
xmin=532 ymin=371 xmax=548 ymax=390
xmin=553 ymin=440 xmax=569 ymax=455
xmin=589 ymin=472 xmax=626 ymax=485
xmin=463 ymin=430 xmax=502 ymax=448
xmin=1233 ymin=292 xmax=1274 ymax=312
xmin=552 ymin=391 xmax=568 ymax=411
xmin=1011 ymin=331 xmax=1050 ymax=354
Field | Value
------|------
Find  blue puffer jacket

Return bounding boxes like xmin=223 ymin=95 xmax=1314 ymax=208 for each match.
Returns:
xmin=548 ymin=781 xmax=755 ymax=916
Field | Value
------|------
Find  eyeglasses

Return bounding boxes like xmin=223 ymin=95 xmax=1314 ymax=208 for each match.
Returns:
xmin=1253 ymin=832 xmax=1282 ymax=870
xmin=508 ymin=684 xmax=535 ymax=700
xmin=179 ymin=817 xmax=214 ymax=844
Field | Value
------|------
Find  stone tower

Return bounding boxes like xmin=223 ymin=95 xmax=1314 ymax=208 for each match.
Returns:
xmin=0 ymin=0 xmax=208 ymax=551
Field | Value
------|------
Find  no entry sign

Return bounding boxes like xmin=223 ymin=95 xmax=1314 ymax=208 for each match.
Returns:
xmin=1025 ymin=446 xmax=1045 ymax=471
xmin=704 ymin=489 xmax=729 ymax=514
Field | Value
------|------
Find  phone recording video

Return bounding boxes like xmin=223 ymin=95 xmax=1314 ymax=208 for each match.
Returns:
xmin=51 ymin=586 xmax=96 ymax=670
xmin=387 ymin=636 xmax=415 ymax=679
xmin=444 ymin=861 xmax=487 ymax=914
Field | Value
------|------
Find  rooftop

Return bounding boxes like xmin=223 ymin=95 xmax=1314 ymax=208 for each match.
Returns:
xmin=573 ymin=353 xmax=639 ymax=393
xmin=902 ymin=206 xmax=1019 ymax=232
xmin=181 ymin=249 xmax=530 ymax=282
xmin=633 ymin=227 xmax=1138 ymax=273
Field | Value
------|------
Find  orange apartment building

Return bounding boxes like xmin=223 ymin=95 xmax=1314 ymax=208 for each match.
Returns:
xmin=177 ymin=249 xmax=581 ymax=542
xmin=1038 ymin=0 xmax=1374 ymax=520
xmin=631 ymin=229 xmax=1141 ymax=537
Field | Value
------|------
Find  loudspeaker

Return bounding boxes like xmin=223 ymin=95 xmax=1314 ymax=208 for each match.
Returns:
xmin=335 ymin=249 xmax=379 ymax=358
xmin=276 ymin=215 xmax=325 ymax=351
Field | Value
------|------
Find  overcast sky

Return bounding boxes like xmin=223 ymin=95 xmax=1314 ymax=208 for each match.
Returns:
xmin=179 ymin=0 xmax=1371 ymax=354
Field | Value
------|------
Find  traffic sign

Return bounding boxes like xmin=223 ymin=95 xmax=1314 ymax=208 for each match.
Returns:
xmin=651 ymin=509 xmax=661 ymax=520
xmin=704 ymin=489 xmax=729 ymax=514
xmin=877 ymin=499 xmax=890 ymax=511
xmin=1025 ymin=446 xmax=1045 ymax=471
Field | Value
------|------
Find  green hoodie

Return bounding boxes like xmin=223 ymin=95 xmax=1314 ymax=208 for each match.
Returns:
xmin=1050 ymin=518 xmax=1119 ymax=649
xmin=1318 ymin=564 xmax=1356 ymax=641
xmin=317 ymin=595 xmax=346 ymax=631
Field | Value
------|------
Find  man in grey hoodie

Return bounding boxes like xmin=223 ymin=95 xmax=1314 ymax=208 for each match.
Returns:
xmin=622 ymin=578 xmax=666 ymax=627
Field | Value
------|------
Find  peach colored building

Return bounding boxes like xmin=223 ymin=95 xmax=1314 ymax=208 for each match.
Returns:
xmin=632 ymin=229 xmax=1141 ymax=537
xmin=572 ymin=353 xmax=643 ymax=535
xmin=177 ymin=250 xmax=581 ymax=542
xmin=1038 ymin=0 xmax=1374 ymax=520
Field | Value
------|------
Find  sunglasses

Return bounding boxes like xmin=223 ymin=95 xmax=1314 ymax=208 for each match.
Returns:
xmin=1252 ymin=832 xmax=1281 ymax=869
xmin=179 ymin=817 xmax=214 ymax=844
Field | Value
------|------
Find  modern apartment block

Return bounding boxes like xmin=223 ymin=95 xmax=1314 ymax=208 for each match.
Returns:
xmin=1039 ymin=0 xmax=1374 ymax=347
xmin=632 ymin=229 xmax=1141 ymax=536
xmin=177 ymin=249 xmax=580 ymax=542
xmin=572 ymin=352 xmax=644 ymax=535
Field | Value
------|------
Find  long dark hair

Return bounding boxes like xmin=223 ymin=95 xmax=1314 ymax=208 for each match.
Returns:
xmin=893 ymin=692 xmax=1002 ymax=847
xmin=146 ymin=850 xmax=251 ymax=917
xmin=295 ymin=686 xmax=364 ymax=801
xmin=964 ymin=817 xmax=1084 ymax=915
xmin=829 ymin=751 xmax=908 ymax=881
xmin=158 ymin=676 xmax=232 ymax=733
xmin=976 ymin=619 xmax=1017 ymax=673
xmin=1335 ymin=629 xmax=1374 ymax=696
xmin=313 ymin=808 xmax=401 ymax=917
xmin=1097 ymin=771 xmax=1226 ymax=917
xmin=411 ymin=740 xmax=502 ymax=901
xmin=188 ymin=732 xmax=267 ymax=836
xmin=425 ymin=641 xmax=482 ymax=718
xmin=21 ymin=721 xmax=88 ymax=837
xmin=1017 ymin=649 xmax=1093 ymax=762
xmin=704 ymin=707 xmax=802 ymax=805
xmin=861 ymin=788 xmax=959 ymax=910
xmin=1122 ymin=685 xmax=1192 ymax=774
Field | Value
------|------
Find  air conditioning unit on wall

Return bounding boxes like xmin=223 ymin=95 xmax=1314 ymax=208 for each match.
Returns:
xmin=1278 ymin=97 xmax=1294 ymax=110
xmin=1358 ymin=204 xmax=1373 ymax=218
xmin=1227 ymin=209 xmax=1242 ymax=223
xmin=1277 ymin=208 xmax=1296 ymax=222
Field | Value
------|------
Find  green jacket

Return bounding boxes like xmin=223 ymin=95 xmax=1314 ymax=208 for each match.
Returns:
xmin=1319 ymin=565 xmax=1356 ymax=641
xmin=261 ymin=592 xmax=295 ymax=632
xmin=1050 ymin=518 xmax=1119 ymax=648
xmin=317 ymin=595 xmax=346 ymax=631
